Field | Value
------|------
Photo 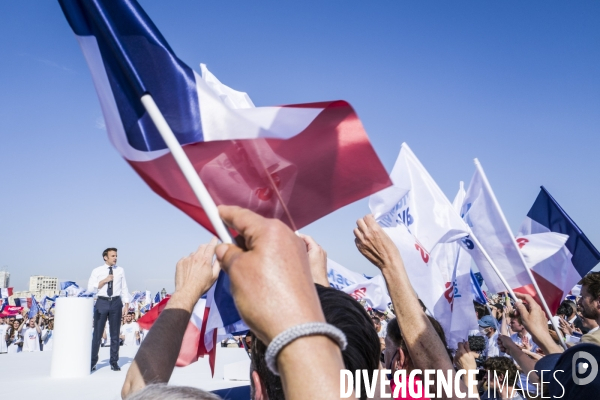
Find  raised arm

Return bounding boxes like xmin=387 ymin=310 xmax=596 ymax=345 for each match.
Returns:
xmin=513 ymin=293 xmax=563 ymax=355
xmin=121 ymin=238 xmax=220 ymax=399
xmin=215 ymin=206 xmax=346 ymax=400
xmin=354 ymin=215 xmax=470 ymax=400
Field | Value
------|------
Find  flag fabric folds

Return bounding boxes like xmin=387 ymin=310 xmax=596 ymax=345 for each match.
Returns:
xmin=28 ymin=295 xmax=40 ymax=318
xmin=58 ymin=0 xmax=391 ymax=234
xmin=369 ymin=146 xmax=476 ymax=348
xmin=370 ymin=143 xmax=469 ymax=252
xmin=60 ymin=281 xmax=79 ymax=291
xmin=518 ymin=187 xmax=600 ymax=313
xmin=0 ymin=288 xmax=13 ymax=298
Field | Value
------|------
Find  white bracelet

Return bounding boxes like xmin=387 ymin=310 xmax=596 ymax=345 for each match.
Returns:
xmin=265 ymin=322 xmax=347 ymax=375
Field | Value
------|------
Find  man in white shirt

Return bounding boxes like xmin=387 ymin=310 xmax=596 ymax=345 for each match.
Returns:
xmin=22 ymin=317 xmax=41 ymax=352
xmin=478 ymin=315 xmax=501 ymax=358
xmin=0 ymin=317 xmax=8 ymax=353
xmin=89 ymin=247 xmax=130 ymax=371
xmin=120 ymin=313 xmax=140 ymax=346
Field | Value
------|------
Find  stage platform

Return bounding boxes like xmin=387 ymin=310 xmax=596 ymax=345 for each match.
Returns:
xmin=0 ymin=346 xmax=250 ymax=399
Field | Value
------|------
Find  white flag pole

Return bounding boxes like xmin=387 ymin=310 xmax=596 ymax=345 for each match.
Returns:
xmin=474 ymin=159 xmax=567 ymax=349
xmin=140 ymin=94 xmax=233 ymax=245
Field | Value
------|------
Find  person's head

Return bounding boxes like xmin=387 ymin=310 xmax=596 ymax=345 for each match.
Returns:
xmin=250 ymin=285 xmax=380 ymax=400
xmin=103 ymin=247 xmax=118 ymax=266
xmin=0 ymin=317 xmax=4 ymax=324
xmin=478 ymin=315 xmax=497 ymax=338
xmin=384 ymin=315 xmax=450 ymax=374
xmin=48 ymin=320 xmax=54 ymax=330
xmin=125 ymin=313 xmax=133 ymax=323
xmin=483 ymin=356 xmax=520 ymax=393
xmin=29 ymin=319 xmax=36 ymax=328
xmin=474 ymin=301 xmax=490 ymax=320
xmin=578 ymin=272 xmax=600 ymax=320
xmin=12 ymin=320 xmax=20 ymax=329
xmin=124 ymin=384 xmax=221 ymax=400
xmin=557 ymin=300 xmax=576 ymax=319
xmin=508 ymin=311 xmax=525 ymax=334
xmin=372 ymin=316 xmax=381 ymax=332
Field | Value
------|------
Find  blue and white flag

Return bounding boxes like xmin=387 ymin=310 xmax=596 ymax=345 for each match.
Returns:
xmin=28 ymin=296 xmax=40 ymax=318
xmin=60 ymin=281 xmax=79 ymax=291
xmin=518 ymin=186 xmax=600 ymax=313
xmin=470 ymin=270 xmax=487 ymax=305
xmin=153 ymin=292 xmax=161 ymax=304
xmin=327 ymin=259 xmax=392 ymax=312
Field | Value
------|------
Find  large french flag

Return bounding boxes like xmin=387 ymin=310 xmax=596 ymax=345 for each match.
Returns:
xmin=518 ymin=187 xmax=600 ymax=314
xmin=0 ymin=288 xmax=12 ymax=298
xmin=58 ymin=0 xmax=390 ymax=369
xmin=57 ymin=0 xmax=390 ymax=234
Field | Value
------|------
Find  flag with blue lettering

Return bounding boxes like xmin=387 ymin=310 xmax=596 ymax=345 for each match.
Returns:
xmin=459 ymin=162 xmax=568 ymax=312
xmin=426 ymin=182 xmax=479 ymax=349
xmin=518 ymin=187 xmax=600 ymax=313
xmin=369 ymin=145 xmax=473 ymax=347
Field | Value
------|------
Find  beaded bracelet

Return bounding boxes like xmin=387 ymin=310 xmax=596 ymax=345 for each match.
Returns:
xmin=265 ymin=322 xmax=347 ymax=375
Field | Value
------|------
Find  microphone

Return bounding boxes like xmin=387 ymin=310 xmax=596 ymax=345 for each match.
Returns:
xmin=108 ymin=266 xmax=114 ymax=292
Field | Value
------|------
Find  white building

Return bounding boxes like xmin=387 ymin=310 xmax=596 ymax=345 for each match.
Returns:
xmin=29 ymin=276 xmax=58 ymax=292
xmin=0 ymin=270 xmax=9 ymax=288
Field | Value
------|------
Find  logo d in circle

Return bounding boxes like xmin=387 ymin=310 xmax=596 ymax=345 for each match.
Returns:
xmin=572 ymin=351 xmax=598 ymax=386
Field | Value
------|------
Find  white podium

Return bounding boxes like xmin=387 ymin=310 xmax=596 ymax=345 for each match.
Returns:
xmin=50 ymin=297 xmax=94 ymax=378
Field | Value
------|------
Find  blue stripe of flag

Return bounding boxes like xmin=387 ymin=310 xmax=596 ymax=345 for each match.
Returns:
xmin=58 ymin=0 xmax=203 ymax=152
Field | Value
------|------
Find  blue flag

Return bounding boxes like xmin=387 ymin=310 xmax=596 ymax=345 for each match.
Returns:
xmin=29 ymin=295 xmax=40 ymax=318
xmin=60 ymin=281 xmax=79 ymax=291
xmin=470 ymin=270 xmax=487 ymax=305
xmin=154 ymin=292 xmax=161 ymax=304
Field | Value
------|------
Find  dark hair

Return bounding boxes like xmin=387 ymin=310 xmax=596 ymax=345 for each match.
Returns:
xmin=557 ymin=301 xmax=575 ymax=318
xmin=251 ymin=284 xmax=381 ymax=400
xmin=386 ymin=316 xmax=452 ymax=361
xmin=474 ymin=301 xmax=489 ymax=320
xmin=102 ymin=247 xmax=118 ymax=259
xmin=579 ymin=272 xmax=600 ymax=299
xmin=484 ymin=356 xmax=520 ymax=388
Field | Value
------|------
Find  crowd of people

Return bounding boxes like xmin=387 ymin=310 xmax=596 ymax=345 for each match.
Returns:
xmin=3 ymin=206 xmax=599 ymax=400
xmin=0 ymin=310 xmax=145 ymax=355
xmin=115 ymin=206 xmax=600 ymax=399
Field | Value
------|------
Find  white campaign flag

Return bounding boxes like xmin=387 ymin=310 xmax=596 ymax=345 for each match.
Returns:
xmin=459 ymin=161 xmax=529 ymax=294
xmin=369 ymin=145 xmax=471 ymax=337
xmin=369 ymin=143 xmax=469 ymax=252
xmin=459 ymin=161 xmax=568 ymax=297
xmin=327 ymin=259 xmax=391 ymax=312
xmin=428 ymin=182 xmax=479 ymax=349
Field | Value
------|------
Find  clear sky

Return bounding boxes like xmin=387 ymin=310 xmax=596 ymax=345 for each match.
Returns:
xmin=1 ymin=1 xmax=599 ymax=294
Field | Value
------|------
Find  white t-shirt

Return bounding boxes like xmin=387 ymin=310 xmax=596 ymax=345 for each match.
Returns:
xmin=0 ymin=324 xmax=8 ymax=353
xmin=510 ymin=332 xmax=539 ymax=352
xmin=42 ymin=329 xmax=53 ymax=351
xmin=120 ymin=322 xmax=140 ymax=346
xmin=485 ymin=331 xmax=501 ymax=358
xmin=23 ymin=327 xmax=40 ymax=352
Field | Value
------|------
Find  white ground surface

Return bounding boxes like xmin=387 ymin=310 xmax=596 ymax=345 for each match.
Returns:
xmin=0 ymin=346 xmax=249 ymax=399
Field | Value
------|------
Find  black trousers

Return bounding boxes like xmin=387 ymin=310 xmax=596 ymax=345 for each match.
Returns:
xmin=91 ymin=297 xmax=122 ymax=366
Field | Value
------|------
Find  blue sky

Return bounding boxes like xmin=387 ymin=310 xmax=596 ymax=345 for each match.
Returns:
xmin=1 ymin=1 xmax=598 ymax=293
